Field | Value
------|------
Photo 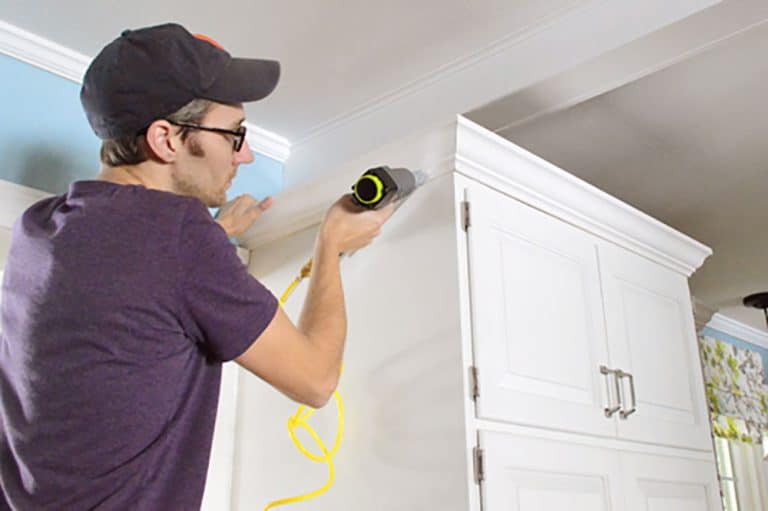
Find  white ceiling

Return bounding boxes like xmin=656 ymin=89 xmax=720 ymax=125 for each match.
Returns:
xmin=1 ymin=0 xmax=584 ymax=140
xmin=467 ymin=0 xmax=768 ymax=331
xmin=4 ymin=0 xmax=764 ymax=330
xmin=1 ymin=0 xmax=717 ymax=185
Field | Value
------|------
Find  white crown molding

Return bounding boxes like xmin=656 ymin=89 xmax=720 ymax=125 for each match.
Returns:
xmin=292 ymin=0 xmax=593 ymax=146
xmin=452 ymin=115 xmax=711 ymax=276
xmin=239 ymin=115 xmax=712 ymax=279
xmin=284 ymin=0 xmax=720 ymax=188
xmin=706 ymin=313 xmax=768 ymax=350
xmin=0 ymin=20 xmax=291 ymax=163
xmin=0 ymin=19 xmax=90 ymax=82
xmin=243 ymin=122 xmax=290 ymax=163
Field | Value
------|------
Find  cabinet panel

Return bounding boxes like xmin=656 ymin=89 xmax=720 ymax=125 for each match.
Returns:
xmin=620 ymin=451 xmax=720 ymax=511
xmin=466 ymin=181 xmax=615 ymax=437
xmin=481 ymin=431 xmax=622 ymax=511
xmin=598 ymin=241 xmax=711 ymax=449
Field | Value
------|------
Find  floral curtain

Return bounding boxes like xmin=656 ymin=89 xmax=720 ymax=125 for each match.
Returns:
xmin=699 ymin=335 xmax=768 ymax=443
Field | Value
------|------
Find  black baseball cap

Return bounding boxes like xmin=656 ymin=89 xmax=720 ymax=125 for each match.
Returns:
xmin=80 ymin=23 xmax=280 ymax=139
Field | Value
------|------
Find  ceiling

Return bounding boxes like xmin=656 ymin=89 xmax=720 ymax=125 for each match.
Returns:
xmin=467 ymin=0 xmax=768 ymax=331
xmin=1 ymin=0 xmax=717 ymax=184
xmin=1 ymin=0 xmax=586 ymax=140
xmin=2 ymin=0 xmax=764 ymax=330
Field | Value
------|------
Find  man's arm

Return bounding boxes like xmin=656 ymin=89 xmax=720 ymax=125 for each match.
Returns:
xmin=235 ymin=195 xmax=394 ymax=408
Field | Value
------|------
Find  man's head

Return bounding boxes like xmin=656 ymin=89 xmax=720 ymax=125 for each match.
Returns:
xmin=80 ymin=23 xmax=280 ymax=207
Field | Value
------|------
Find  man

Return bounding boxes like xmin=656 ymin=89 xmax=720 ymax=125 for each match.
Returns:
xmin=0 ymin=23 xmax=393 ymax=510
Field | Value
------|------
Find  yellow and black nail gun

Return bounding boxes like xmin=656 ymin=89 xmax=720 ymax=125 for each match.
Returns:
xmin=351 ymin=165 xmax=427 ymax=210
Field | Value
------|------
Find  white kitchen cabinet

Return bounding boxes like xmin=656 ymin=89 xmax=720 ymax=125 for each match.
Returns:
xmin=599 ymin=240 xmax=712 ymax=450
xmin=620 ymin=450 xmax=721 ymax=511
xmin=466 ymin=179 xmax=615 ymax=438
xmin=233 ymin=116 xmax=715 ymax=511
xmin=481 ymin=431 xmax=622 ymax=511
xmin=481 ymin=430 xmax=719 ymax=511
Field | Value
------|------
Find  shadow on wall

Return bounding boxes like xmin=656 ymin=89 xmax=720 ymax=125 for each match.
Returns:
xmin=5 ymin=140 xmax=97 ymax=194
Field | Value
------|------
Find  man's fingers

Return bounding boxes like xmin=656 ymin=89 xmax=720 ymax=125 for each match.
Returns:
xmin=258 ymin=196 xmax=273 ymax=211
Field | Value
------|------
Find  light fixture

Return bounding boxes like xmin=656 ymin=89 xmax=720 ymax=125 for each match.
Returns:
xmin=743 ymin=292 xmax=768 ymax=329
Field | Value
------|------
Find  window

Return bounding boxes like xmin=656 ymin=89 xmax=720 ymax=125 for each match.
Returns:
xmin=714 ymin=436 xmax=740 ymax=511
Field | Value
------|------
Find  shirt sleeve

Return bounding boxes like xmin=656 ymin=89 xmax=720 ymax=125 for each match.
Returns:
xmin=177 ymin=201 xmax=279 ymax=361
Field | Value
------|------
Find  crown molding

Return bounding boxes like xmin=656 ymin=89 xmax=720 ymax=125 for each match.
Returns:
xmin=243 ymin=122 xmax=290 ymax=163
xmin=0 ymin=20 xmax=291 ymax=163
xmin=239 ymin=114 xmax=712 ymax=279
xmin=0 ymin=19 xmax=89 ymax=82
xmin=707 ymin=313 xmax=768 ymax=350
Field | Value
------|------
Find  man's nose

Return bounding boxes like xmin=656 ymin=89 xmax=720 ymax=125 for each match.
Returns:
xmin=236 ymin=140 xmax=255 ymax=164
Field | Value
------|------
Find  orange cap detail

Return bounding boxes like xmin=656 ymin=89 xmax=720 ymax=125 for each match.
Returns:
xmin=194 ymin=33 xmax=225 ymax=50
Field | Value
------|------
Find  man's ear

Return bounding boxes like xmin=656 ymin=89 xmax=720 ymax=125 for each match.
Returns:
xmin=144 ymin=119 xmax=179 ymax=163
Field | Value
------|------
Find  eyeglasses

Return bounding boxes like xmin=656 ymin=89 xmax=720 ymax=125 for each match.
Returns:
xmin=167 ymin=121 xmax=247 ymax=152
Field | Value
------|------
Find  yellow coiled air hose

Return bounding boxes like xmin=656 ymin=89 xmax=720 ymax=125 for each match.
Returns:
xmin=263 ymin=257 xmax=344 ymax=510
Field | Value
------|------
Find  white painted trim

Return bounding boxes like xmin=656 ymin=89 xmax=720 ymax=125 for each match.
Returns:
xmin=706 ymin=313 xmax=768 ymax=350
xmin=453 ymin=116 xmax=712 ymax=276
xmin=0 ymin=19 xmax=90 ymax=82
xmin=0 ymin=179 xmax=52 ymax=229
xmin=292 ymin=0 xmax=593 ymax=146
xmin=244 ymin=122 xmax=290 ymax=163
xmin=0 ymin=20 xmax=291 ymax=163
xmin=240 ymin=116 xmax=711 ymax=277
xmin=284 ymin=0 xmax=721 ymax=187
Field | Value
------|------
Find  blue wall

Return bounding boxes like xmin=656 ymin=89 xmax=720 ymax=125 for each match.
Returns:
xmin=0 ymin=52 xmax=282 ymax=200
xmin=702 ymin=326 xmax=768 ymax=384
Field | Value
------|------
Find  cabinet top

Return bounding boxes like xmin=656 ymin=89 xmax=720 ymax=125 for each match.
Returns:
xmin=238 ymin=115 xmax=711 ymax=276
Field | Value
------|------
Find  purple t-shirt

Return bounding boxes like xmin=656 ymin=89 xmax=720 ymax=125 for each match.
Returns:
xmin=0 ymin=181 xmax=278 ymax=510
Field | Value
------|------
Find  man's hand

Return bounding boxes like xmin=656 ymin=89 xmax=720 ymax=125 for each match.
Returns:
xmin=216 ymin=195 xmax=273 ymax=237
xmin=317 ymin=194 xmax=396 ymax=254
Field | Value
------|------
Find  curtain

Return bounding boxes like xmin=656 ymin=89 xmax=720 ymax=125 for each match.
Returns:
xmin=730 ymin=440 xmax=768 ymax=510
xmin=700 ymin=335 xmax=768 ymax=508
xmin=699 ymin=336 xmax=768 ymax=443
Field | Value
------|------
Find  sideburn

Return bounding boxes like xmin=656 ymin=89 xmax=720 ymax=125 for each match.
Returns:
xmin=186 ymin=134 xmax=206 ymax=158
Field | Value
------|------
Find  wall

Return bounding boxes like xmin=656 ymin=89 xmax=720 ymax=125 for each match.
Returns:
xmin=0 ymin=52 xmax=283 ymax=199
xmin=701 ymin=325 xmax=768 ymax=384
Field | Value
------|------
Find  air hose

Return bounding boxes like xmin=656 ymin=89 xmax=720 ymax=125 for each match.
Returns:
xmin=261 ymin=259 xmax=344 ymax=511
xmin=261 ymin=166 xmax=425 ymax=510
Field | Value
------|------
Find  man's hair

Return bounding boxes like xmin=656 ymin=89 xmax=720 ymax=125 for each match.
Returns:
xmin=99 ymin=98 xmax=214 ymax=166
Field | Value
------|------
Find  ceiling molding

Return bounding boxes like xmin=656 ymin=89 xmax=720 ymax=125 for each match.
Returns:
xmin=284 ymin=0 xmax=720 ymax=187
xmin=0 ymin=19 xmax=89 ymax=82
xmin=244 ymin=123 xmax=290 ymax=163
xmin=707 ymin=313 xmax=768 ymax=350
xmin=0 ymin=19 xmax=290 ymax=162
xmin=292 ymin=0 xmax=592 ymax=146
xmin=240 ymin=115 xmax=712 ymax=280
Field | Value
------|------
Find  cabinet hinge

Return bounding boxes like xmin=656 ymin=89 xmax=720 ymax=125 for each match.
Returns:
xmin=469 ymin=365 xmax=479 ymax=401
xmin=461 ymin=201 xmax=471 ymax=231
xmin=473 ymin=446 xmax=485 ymax=484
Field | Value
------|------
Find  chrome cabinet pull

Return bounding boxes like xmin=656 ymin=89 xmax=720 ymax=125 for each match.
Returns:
xmin=600 ymin=365 xmax=621 ymax=418
xmin=617 ymin=370 xmax=637 ymax=419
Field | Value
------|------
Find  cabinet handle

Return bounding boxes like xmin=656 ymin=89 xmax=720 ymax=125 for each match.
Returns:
xmin=617 ymin=370 xmax=637 ymax=419
xmin=600 ymin=365 xmax=621 ymax=418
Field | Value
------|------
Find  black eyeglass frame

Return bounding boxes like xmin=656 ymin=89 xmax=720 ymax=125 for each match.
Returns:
xmin=167 ymin=120 xmax=247 ymax=152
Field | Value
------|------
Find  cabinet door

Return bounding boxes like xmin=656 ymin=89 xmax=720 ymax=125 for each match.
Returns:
xmin=465 ymin=181 xmax=616 ymax=437
xmin=598 ymin=241 xmax=711 ymax=450
xmin=480 ymin=431 xmax=623 ymax=511
xmin=620 ymin=451 xmax=720 ymax=511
